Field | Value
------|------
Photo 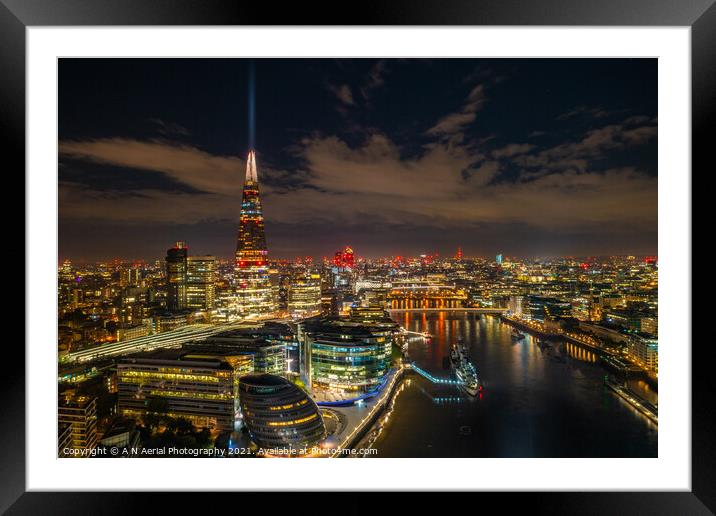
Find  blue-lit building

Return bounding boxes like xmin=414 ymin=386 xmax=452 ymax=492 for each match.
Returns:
xmin=297 ymin=313 xmax=397 ymax=394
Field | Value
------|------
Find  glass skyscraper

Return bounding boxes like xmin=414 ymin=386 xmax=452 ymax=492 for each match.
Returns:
xmin=235 ymin=151 xmax=276 ymax=317
xmin=187 ymin=255 xmax=216 ymax=310
xmin=166 ymin=241 xmax=188 ymax=311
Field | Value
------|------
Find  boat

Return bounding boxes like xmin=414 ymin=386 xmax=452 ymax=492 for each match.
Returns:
xmin=450 ymin=342 xmax=483 ymax=397
xmin=511 ymin=328 xmax=525 ymax=341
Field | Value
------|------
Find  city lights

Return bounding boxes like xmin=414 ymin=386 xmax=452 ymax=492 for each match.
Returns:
xmin=57 ymin=58 xmax=658 ymax=460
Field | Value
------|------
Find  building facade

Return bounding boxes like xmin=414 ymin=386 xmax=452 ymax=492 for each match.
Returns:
xmin=196 ymin=327 xmax=287 ymax=375
xmin=58 ymin=393 xmax=98 ymax=453
xmin=117 ymin=349 xmax=253 ymax=432
xmin=287 ymin=272 xmax=322 ymax=318
xmin=187 ymin=255 xmax=216 ymax=310
xmin=627 ymin=335 xmax=658 ymax=373
xmin=299 ymin=316 xmax=396 ymax=394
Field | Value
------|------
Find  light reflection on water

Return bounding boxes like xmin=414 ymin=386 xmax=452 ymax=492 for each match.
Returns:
xmin=370 ymin=311 xmax=658 ymax=458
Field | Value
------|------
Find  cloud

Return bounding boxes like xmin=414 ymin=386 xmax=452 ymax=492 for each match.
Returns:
xmin=263 ymin=144 xmax=655 ymax=232
xmin=327 ymin=83 xmax=355 ymax=106
xmin=427 ymin=84 xmax=486 ymax=137
xmin=360 ymin=59 xmax=389 ymax=99
xmin=59 ymin=138 xmax=243 ymax=197
xmin=148 ymin=118 xmax=190 ymax=136
xmin=491 ymin=143 xmax=536 ymax=159
xmin=556 ymin=105 xmax=624 ymax=121
xmin=59 ymin=121 xmax=656 ymax=237
xmin=512 ymin=115 xmax=657 ymax=174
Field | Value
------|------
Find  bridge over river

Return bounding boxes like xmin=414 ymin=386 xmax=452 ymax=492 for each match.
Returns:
xmin=389 ymin=308 xmax=508 ymax=313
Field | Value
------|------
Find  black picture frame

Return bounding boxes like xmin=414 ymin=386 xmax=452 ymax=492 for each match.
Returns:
xmin=3 ymin=0 xmax=709 ymax=513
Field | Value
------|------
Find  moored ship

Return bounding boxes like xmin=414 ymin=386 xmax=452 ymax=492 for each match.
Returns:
xmin=450 ymin=342 xmax=483 ymax=396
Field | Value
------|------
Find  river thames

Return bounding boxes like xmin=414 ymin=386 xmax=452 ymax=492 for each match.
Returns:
xmin=370 ymin=311 xmax=657 ymax=458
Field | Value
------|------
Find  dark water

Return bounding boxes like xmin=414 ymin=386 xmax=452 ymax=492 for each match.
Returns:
xmin=372 ymin=311 xmax=658 ymax=458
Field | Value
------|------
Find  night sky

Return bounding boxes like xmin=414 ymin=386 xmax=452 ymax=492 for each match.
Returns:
xmin=58 ymin=58 xmax=657 ymax=261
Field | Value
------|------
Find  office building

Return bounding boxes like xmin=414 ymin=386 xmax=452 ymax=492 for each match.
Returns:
xmin=58 ymin=393 xmax=98 ymax=453
xmin=57 ymin=422 xmax=73 ymax=457
xmin=166 ymin=241 xmax=188 ymax=311
xmin=187 ymin=255 xmax=216 ymax=310
xmin=117 ymin=349 xmax=253 ymax=432
xmin=627 ymin=335 xmax=658 ymax=373
xmin=287 ymin=272 xmax=322 ymax=318
xmin=299 ymin=316 xmax=397 ymax=394
xmin=195 ymin=326 xmax=287 ymax=375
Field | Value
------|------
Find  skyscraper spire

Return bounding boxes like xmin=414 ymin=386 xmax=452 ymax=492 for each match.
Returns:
xmin=234 ymin=149 xmax=276 ymax=317
xmin=246 ymin=149 xmax=258 ymax=183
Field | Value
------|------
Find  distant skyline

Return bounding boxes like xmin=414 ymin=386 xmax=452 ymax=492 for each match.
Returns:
xmin=59 ymin=58 xmax=657 ymax=260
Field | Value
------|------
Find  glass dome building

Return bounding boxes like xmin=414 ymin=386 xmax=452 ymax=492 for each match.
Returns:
xmin=238 ymin=374 xmax=326 ymax=454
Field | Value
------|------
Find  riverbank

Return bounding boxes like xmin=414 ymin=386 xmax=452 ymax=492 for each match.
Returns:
xmin=499 ymin=315 xmax=657 ymax=389
xmin=371 ymin=310 xmax=657 ymax=458
xmin=605 ymin=379 xmax=658 ymax=425
xmin=328 ymin=366 xmax=408 ymax=458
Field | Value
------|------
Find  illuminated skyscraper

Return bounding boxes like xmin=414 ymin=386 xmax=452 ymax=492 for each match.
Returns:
xmin=58 ymin=393 xmax=98 ymax=453
xmin=235 ymin=151 xmax=276 ymax=316
xmin=333 ymin=246 xmax=355 ymax=269
xmin=288 ymin=272 xmax=322 ymax=318
xmin=166 ymin=241 xmax=188 ymax=311
xmin=187 ymin=255 xmax=216 ymax=310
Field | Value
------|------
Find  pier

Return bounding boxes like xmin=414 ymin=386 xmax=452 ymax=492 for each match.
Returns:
xmin=605 ymin=378 xmax=658 ymax=425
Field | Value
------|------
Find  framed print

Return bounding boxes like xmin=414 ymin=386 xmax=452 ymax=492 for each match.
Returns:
xmin=4 ymin=0 xmax=710 ymax=512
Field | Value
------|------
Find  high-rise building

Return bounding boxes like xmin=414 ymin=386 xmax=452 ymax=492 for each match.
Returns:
xmin=58 ymin=393 xmax=98 ymax=453
xmin=508 ymin=295 xmax=527 ymax=318
xmin=235 ymin=151 xmax=276 ymax=316
xmin=57 ymin=422 xmax=73 ymax=457
xmin=288 ymin=272 xmax=322 ymax=318
xmin=496 ymin=254 xmax=503 ymax=265
xmin=59 ymin=259 xmax=74 ymax=281
xmin=333 ymin=246 xmax=355 ymax=269
xmin=187 ymin=255 xmax=216 ymax=310
xmin=120 ymin=266 xmax=142 ymax=288
xmin=166 ymin=241 xmax=188 ymax=311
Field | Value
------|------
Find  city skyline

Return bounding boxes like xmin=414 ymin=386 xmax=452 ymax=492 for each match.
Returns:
xmin=59 ymin=141 xmax=658 ymax=459
xmin=59 ymin=58 xmax=657 ymax=261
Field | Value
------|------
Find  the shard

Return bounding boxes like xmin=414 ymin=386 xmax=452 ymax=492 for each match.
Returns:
xmin=234 ymin=150 xmax=276 ymax=316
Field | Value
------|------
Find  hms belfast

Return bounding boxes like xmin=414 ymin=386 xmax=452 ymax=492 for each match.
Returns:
xmin=234 ymin=150 xmax=277 ymax=317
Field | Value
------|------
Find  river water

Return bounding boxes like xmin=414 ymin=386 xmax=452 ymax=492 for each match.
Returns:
xmin=371 ymin=311 xmax=658 ymax=458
